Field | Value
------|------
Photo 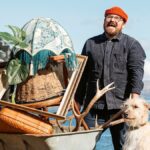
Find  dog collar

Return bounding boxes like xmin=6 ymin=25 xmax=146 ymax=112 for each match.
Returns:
xmin=129 ymin=123 xmax=146 ymax=131
xmin=129 ymin=126 xmax=139 ymax=130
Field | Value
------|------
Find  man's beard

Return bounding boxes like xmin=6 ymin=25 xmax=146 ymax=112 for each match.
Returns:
xmin=105 ymin=29 xmax=119 ymax=37
xmin=104 ymin=21 xmax=121 ymax=37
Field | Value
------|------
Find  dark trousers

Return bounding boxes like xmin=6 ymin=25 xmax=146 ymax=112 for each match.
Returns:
xmin=84 ymin=108 xmax=127 ymax=150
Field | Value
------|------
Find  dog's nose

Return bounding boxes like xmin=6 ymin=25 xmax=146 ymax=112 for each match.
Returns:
xmin=123 ymin=113 xmax=128 ymax=118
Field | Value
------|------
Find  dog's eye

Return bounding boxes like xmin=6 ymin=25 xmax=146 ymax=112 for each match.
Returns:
xmin=125 ymin=104 xmax=129 ymax=108
xmin=133 ymin=105 xmax=138 ymax=109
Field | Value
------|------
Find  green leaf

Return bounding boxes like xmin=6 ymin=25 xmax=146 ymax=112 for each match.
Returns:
xmin=7 ymin=25 xmax=22 ymax=39
xmin=6 ymin=59 xmax=29 ymax=85
xmin=0 ymin=32 xmax=14 ymax=41
xmin=0 ymin=25 xmax=28 ymax=50
xmin=17 ymin=41 xmax=28 ymax=48
xmin=20 ymin=29 xmax=26 ymax=40
xmin=7 ymin=25 xmax=18 ymax=37
xmin=0 ymin=32 xmax=19 ymax=45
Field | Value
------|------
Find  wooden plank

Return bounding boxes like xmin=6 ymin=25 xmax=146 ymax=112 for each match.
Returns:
xmin=49 ymin=55 xmax=65 ymax=62
xmin=0 ymin=100 xmax=65 ymax=120
xmin=21 ymin=96 xmax=63 ymax=108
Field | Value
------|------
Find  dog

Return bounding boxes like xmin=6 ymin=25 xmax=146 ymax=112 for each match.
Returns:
xmin=122 ymin=97 xmax=150 ymax=150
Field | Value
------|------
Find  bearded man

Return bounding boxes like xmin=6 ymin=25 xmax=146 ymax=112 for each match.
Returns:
xmin=75 ymin=6 xmax=146 ymax=150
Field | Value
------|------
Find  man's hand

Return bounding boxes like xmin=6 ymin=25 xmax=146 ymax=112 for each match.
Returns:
xmin=130 ymin=93 xmax=140 ymax=99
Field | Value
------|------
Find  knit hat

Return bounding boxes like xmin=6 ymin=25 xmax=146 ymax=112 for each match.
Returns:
xmin=105 ymin=6 xmax=128 ymax=22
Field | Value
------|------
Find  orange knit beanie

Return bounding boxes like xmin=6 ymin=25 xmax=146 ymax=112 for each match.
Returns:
xmin=105 ymin=6 xmax=128 ymax=22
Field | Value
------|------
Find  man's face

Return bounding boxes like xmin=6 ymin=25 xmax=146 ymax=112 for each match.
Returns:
xmin=103 ymin=14 xmax=125 ymax=37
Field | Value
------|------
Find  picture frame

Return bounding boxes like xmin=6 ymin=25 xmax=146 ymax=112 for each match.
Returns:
xmin=56 ymin=54 xmax=87 ymax=116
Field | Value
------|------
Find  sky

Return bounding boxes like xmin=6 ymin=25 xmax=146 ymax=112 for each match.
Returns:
xmin=0 ymin=0 xmax=150 ymax=80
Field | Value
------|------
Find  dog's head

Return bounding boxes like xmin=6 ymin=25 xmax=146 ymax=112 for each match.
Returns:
xmin=122 ymin=98 xmax=149 ymax=127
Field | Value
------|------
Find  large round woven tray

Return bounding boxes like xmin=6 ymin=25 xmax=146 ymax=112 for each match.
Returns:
xmin=16 ymin=63 xmax=65 ymax=103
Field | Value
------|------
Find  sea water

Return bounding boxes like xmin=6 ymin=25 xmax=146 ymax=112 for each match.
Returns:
xmin=96 ymin=129 xmax=113 ymax=150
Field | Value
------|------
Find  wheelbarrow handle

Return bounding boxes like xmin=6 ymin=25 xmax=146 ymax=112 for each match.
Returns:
xmin=99 ymin=108 xmax=126 ymax=129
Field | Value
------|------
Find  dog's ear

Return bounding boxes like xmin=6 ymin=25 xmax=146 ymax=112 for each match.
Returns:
xmin=147 ymin=103 xmax=150 ymax=110
xmin=143 ymin=102 xmax=150 ymax=110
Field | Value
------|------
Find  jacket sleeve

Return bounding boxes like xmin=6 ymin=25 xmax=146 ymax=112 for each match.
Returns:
xmin=75 ymin=41 xmax=90 ymax=105
xmin=127 ymin=39 xmax=146 ymax=94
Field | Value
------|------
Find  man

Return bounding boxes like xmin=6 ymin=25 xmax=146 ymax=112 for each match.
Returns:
xmin=75 ymin=6 xmax=146 ymax=150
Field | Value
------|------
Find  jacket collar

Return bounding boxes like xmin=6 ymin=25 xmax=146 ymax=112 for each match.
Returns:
xmin=103 ymin=32 xmax=123 ymax=41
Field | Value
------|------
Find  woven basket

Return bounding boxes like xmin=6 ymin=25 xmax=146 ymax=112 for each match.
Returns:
xmin=0 ymin=107 xmax=53 ymax=134
xmin=16 ymin=63 xmax=65 ymax=103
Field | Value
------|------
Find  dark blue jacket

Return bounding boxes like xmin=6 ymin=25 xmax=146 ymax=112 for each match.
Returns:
xmin=75 ymin=33 xmax=146 ymax=109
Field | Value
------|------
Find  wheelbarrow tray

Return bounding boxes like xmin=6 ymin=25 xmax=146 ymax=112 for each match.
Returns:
xmin=0 ymin=128 xmax=103 ymax=150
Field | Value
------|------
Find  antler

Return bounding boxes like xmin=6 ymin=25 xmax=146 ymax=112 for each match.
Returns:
xmin=72 ymin=80 xmax=115 ymax=131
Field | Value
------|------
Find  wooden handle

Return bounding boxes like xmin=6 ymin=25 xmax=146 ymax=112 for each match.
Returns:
xmin=99 ymin=109 xmax=125 ymax=129
xmin=0 ymin=100 xmax=65 ymax=120
xmin=22 ymin=96 xmax=62 ymax=108
xmin=109 ymin=118 xmax=125 ymax=126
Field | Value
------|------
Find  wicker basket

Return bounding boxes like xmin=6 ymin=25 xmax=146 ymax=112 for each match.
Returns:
xmin=0 ymin=107 xmax=53 ymax=134
xmin=16 ymin=63 xmax=65 ymax=103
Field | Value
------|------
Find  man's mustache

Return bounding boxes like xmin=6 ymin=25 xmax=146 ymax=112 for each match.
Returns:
xmin=107 ymin=21 xmax=117 ymax=27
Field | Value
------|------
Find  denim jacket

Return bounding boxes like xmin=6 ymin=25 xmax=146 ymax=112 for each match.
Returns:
xmin=75 ymin=32 xmax=146 ymax=109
